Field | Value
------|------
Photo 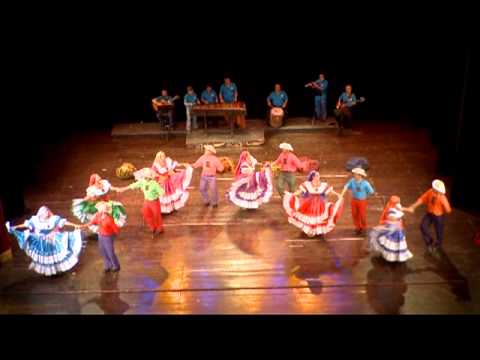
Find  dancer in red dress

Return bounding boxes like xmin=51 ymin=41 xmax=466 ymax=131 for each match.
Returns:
xmin=151 ymin=151 xmax=193 ymax=214
xmin=283 ymin=171 xmax=343 ymax=238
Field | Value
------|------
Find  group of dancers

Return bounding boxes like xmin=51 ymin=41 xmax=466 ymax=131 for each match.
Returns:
xmin=4 ymin=142 xmax=452 ymax=277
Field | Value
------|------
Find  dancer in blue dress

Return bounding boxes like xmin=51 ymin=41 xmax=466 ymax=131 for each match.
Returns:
xmin=6 ymin=206 xmax=84 ymax=276
xmin=368 ymin=198 xmax=413 ymax=262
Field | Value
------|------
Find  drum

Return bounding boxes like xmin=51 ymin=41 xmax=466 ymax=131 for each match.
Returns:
xmin=269 ymin=107 xmax=284 ymax=128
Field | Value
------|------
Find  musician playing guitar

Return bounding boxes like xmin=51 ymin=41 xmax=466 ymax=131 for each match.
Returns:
xmin=152 ymin=89 xmax=179 ymax=129
xmin=335 ymin=84 xmax=364 ymax=135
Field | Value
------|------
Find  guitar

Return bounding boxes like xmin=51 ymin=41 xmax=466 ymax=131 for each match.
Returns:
xmin=152 ymin=95 xmax=180 ymax=111
xmin=334 ymin=97 xmax=366 ymax=116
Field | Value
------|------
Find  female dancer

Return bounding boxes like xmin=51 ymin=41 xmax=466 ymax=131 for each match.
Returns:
xmin=368 ymin=196 xmax=413 ymax=262
xmin=227 ymin=150 xmax=273 ymax=209
xmin=151 ymin=151 xmax=193 ymax=214
xmin=72 ymin=174 xmax=126 ymax=232
xmin=283 ymin=171 xmax=343 ymax=238
xmin=6 ymin=206 xmax=83 ymax=276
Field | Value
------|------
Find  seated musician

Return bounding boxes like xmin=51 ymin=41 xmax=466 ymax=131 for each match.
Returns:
xmin=152 ymin=89 xmax=175 ymax=129
xmin=267 ymin=83 xmax=288 ymax=122
xmin=184 ymin=86 xmax=200 ymax=133
xmin=201 ymin=84 xmax=218 ymax=104
xmin=219 ymin=77 xmax=238 ymax=104
xmin=335 ymin=84 xmax=357 ymax=135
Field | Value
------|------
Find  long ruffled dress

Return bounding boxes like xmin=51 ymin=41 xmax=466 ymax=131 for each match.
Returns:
xmin=227 ymin=161 xmax=273 ymax=209
xmin=283 ymin=181 xmax=343 ymax=236
xmin=72 ymin=179 xmax=126 ymax=232
xmin=6 ymin=215 xmax=84 ymax=276
xmin=152 ymin=158 xmax=193 ymax=214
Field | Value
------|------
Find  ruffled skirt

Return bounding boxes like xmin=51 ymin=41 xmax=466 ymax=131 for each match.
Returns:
xmin=369 ymin=223 xmax=413 ymax=262
xmin=72 ymin=199 xmax=126 ymax=232
xmin=283 ymin=193 xmax=343 ymax=236
xmin=157 ymin=166 xmax=193 ymax=214
xmin=227 ymin=168 xmax=273 ymax=209
xmin=7 ymin=223 xmax=84 ymax=276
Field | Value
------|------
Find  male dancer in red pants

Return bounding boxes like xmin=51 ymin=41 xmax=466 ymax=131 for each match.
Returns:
xmin=113 ymin=168 xmax=164 ymax=238
xmin=341 ymin=167 xmax=375 ymax=236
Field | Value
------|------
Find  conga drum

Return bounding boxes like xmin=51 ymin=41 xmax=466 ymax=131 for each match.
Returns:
xmin=269 ymin=107 xmax=284 ymax=128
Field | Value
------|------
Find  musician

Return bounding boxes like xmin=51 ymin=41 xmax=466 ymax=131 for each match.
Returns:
xmin=201 ymin=84 xmax=218 ymax=104
xmin=267 ymin=83 xmax=288 ymax=122
xmin=306 ymin=73 xmax=328 ymax=121
xmin=152 ymin=89 xmax=175 ymax=129
xmin=184 ymin=86 xmax=200 ymax=133
xmin=335 ymin=84 xmax=357 ymax=135
xmin=219 ymin=77 xmax=238 ymax=104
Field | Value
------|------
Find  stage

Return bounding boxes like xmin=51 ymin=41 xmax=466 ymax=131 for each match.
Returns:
xmin=0 ymin=121 xmax=479 ymax=314
xmin=111 ymin=117 xmax=338 ymax=148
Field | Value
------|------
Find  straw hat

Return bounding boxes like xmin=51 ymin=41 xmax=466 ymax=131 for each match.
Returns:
xmin=279 ymin=143 xmax=293 ymax=151
xmin=352 ymin=167 xmax=367 ymax=177
xmin=432 ymin=179 xmax=446 ymax=194
xmin=95 ymin=201 xmax=112 ymax=213
xmin=204 ymin=144 xmax=216 ymax=154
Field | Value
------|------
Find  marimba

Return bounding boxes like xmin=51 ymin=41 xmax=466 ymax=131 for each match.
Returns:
xmin=192 ymin=102 xmax=247 ymax=136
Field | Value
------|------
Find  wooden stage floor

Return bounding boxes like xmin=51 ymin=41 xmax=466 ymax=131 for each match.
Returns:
xmin=1 ymin=121 xmax=479 ymax=314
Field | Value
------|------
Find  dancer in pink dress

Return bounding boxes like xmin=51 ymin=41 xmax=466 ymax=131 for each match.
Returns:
xmin=227 ymin=150 xmax=273 ymax=209
xmin=151 ymin=151 xmax=193 ymax=214
xmin=283 ymin=171 xmax=344 ymax=238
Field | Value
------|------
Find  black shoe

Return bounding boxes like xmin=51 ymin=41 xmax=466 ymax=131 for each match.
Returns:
xmin=212 ymin=204 xmax=218 ymax=208
xmin=204 ymin=203 xmax=210 ymax=207
xmin=103 ymin=268 xmax=111 ymax=274
xmin=355 ymin=229 xmax=362 ymax=236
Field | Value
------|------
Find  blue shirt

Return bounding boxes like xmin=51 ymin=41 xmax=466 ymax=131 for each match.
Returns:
xmin=184 ymin=93 xmax=198 ymax=105
xmin=345 ymin=178 xmax=374 ymax=200
xmin=267 ymin=91 xmax=288 ymax=107
xmin=201 ymin=89 xmax=218 ymax=104
xmin=156 ymin=95 xmax=172 ymax=102
xmin=314 ymin=79 xmax=328 ymax=98
xmin=338 ymin=92 xmax=357 ymax=107
xmin=219 ymin=83 xmax=238 ymax=103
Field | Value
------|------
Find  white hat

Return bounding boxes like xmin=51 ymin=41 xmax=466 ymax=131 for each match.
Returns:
xmin=279 ymin=143 xmax=294 ymax=151
xmin=352 ymin=167 xmax=367 ymax=177
xmin=204 ymin=144 xmax=217 ymax=154
xmin=432 ymin=179 xmax=446 ymax=194
xmin=134 ymin=167 xmax=156 ymax=180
